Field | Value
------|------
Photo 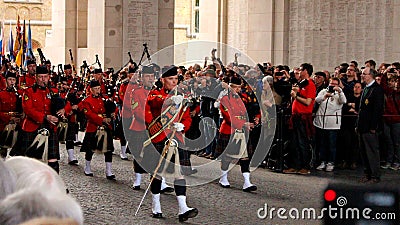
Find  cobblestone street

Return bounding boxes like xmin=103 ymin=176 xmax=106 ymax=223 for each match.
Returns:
xmin=57 ymin=136 xmax=400 ymax=225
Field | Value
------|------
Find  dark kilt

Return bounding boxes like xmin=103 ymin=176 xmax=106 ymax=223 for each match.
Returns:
xmin=80 ymin=130 xmax=114 ymax=153
xmin=142 ymin=138 xmax=190 ymax=175
xmin=215 ymin=132 xmax=254 ymax=159
xmin=10 ymin=124 xmax=60 ymax=160
xmin=66 ymin=122 xmax=78 ymax=141
xmin=125 ymin=130 xmax=148 ymax=158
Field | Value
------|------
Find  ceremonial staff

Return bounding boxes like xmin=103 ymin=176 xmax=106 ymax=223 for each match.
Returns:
xmin=134 ymin=99 xmax=190 ymax=216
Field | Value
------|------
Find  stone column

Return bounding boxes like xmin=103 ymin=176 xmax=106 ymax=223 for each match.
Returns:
xmin=247 ymin=0 xmax=289 ymax=65
xmin=105 ymin=0 xmax=123 ymax=70
xmin=86 ymin=0 xmax=105 ymax=68
xmin=158 ymin=0 xmax=175 ymax=65
xmin=46 ymin=0 xmax=77 ymax=65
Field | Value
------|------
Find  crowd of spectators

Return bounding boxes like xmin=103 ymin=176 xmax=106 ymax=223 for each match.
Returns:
xmin=178 ymin=58 xmax=399 ymax=182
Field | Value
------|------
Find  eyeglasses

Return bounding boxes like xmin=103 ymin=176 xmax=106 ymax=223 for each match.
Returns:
xmin=347 ymin=69 xmax=355 ymax=71
xmin=361 ymin=73 xmax=370 ymax=76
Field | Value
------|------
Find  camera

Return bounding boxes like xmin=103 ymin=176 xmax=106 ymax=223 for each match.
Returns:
xmin=328 ymin=85 xmax=335 ymax=93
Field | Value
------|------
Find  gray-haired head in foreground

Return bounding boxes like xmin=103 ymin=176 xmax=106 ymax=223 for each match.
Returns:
xmin=0 ymin=189 xmax=83 ymax=225
xmin=4 ymin=156 xmax=66 ymax=194
xmin=0 ymin=160 xmax=16 ymax=201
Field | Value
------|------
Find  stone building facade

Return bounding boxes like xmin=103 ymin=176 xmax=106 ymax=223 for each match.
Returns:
xmin=2 ymin=0 xmax=399 ymax=72
xmin=0 ymin=0 xmax=52 ymax=57
xmin=194 ymin=0 xmax=400 ymax=71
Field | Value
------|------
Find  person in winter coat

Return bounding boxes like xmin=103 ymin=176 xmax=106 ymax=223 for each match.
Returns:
xmin=314 ymin=77 xmax=347 ymax=172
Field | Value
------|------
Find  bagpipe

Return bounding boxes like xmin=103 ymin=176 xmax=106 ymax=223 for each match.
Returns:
xmin=94 ymin=97 xmax=117 ymax=154
xmin=44 ymin=82 xmax=68 ymax=142
xmin=66 ymin=49 xmax=79 ymax=97
xmin=25 ymin=83 xmax=66 ymax=162
xmin=211 ymin=48 xmax=227 ymax=75
xmin=37 ymin=48 xmax=46 ymax=66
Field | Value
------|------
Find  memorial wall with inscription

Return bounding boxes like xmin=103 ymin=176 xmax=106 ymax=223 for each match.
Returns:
xmin=122 ymin=0 xmax=158 ymax=63
xmin=289 ymin=0 xmax=400 ymax=71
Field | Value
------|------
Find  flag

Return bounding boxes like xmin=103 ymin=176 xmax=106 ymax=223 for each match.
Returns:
xmin=26 ymin=20 xmax=32 ymax=58
xmin=15 ymin=20 xmax=26 ymax=68
xmin=13 ymin=15 xmax=21 ymax=57
xmin=24 ymin=20 xmax=32 ymax=67
xmin=7 ymin=22 xmax=14 ymax=61
xmin=15 ymin=45 xmax=23 ymax=67
xmin=0 ymin=20 xmax=4 ymax=62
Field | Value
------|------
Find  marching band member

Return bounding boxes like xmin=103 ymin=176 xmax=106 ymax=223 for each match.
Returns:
xmin=79 ymin=80 xmax=116 ymax=180
xmin=19 ymin=60 xmax=37 ymax=89
xmin=10 ymin=66 xmax=65 ymax=173
xmin=144 ymin=66 xmax=198 ymax=221
xmin=216 ymin=76 xmax=257 ymax=192
xmin=117 ymin=67 xmax=139 ymax=160
xmin=0 ymin=71 xmax=22 ymax=159
xmin=127 ymin=65 xmax=154 ymax=189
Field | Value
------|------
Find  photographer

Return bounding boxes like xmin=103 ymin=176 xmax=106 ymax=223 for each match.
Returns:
xmin=339 ymin=64 xmax=358 ymax=97
xmin=314 ymin=77 xmax=347 ymax=172
xmin=283 ymin=63 xmax=316 ymax=175
xmin=380 ymin=65 xmax=400 ymax=170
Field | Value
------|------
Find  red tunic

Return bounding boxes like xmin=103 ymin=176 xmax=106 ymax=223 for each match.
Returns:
xmin=0 ymin=89 xmax=19 ymax=130
xmin=21 ymin=86 xmax=59 ymax=132
xmin=79 ymin=95 xmax=107 ymax=133
xmin=145 ymin=88 xmax=191 ymax=143
xmin=119 ymin=81 xmax=139 ymax=118
xmin=0 ymin=75 xmax=6 ymax=90
xmin=19 ymin=74 xmax=36 ymax=89
xmin=129 ymin=86 xmax=150 ymax=131
xmin=219 ymin=92 xmax=248 ymax=135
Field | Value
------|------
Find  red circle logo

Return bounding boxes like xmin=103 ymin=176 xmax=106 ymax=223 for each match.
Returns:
xmin=324 ymin=189 xmax=336 ymax=202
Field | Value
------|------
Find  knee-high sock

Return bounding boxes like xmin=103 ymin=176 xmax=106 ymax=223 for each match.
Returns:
xmin=219 ymin=170 xmax=230 ymax=186
xmin=85 ymin=160 xmax=92 ymax=174
xmin=161 ymin=177 xmax=172 ymax=190
xmin=105 ymin=162 xmax=114 ymax=176
xmin=120 ymin=145 xmax=127 ymax=158
xmin=67 ymin=149 xmax=76 ymax=161
xmin=242 ymin=172 xmax=254 ymax=189
xmin=152 ymin=193 xmax=162 ymax=214
xmin=134 ymin=173 xmax=142 ymax=187
xmin=177 ymin=195 xmax=194 ymax=214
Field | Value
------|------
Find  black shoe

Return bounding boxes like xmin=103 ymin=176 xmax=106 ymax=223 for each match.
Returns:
xmin=106 ymin=174 xmax=116 ymax=180
xmin=243 ymin=185 xmax=257 ymax=192
xmin=68 ymin=160 xmax=79 ymax=165
xmin=132 ymin=185 xmax=141 ymax=190
xmin=152 ymin=213 xmax=163 ymax=218
xmin=120 ymin=157 xmax=129 ymax=161
xmin=74 ymin=141 xmax=82 ymax=146
xmin=178 ymin=208 xmax=198 ymax=222
xmin=84 ymin=172 xmax=93 ymax=177
xmin=219 ymin=182 xmax=230 ymax=188
xmin=160 ymin=187 xmax=174 ymax=194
